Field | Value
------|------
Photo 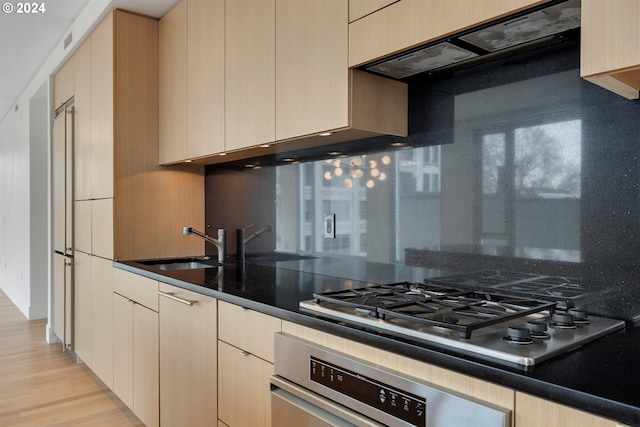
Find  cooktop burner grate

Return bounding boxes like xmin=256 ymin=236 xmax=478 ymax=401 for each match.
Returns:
xmin=313 ymin=282 xmax=556 ymax=339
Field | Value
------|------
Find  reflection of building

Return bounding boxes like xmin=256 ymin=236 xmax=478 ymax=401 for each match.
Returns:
xmin=397 ymin=146 xmax=441 ymax=193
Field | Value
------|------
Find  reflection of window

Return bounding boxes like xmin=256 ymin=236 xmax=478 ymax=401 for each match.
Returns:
xmin=479 ymin=119 xmax=582 ymax=255
xmin=514 ymin=121 xmax=581 ymax=198
xmin=482 ymin=133 xmax=505 ymax=195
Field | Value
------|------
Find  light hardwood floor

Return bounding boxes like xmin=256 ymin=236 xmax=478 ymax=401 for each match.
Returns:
xmin=0 ymin=289 xmax=143 ymax=426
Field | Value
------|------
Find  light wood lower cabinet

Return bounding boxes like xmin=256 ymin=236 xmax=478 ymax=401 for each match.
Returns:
xmin=159 ymin=283 xmax=217 ymax=427
xmin=218 ymin=300 xmax=281 ymax=363
xmin=73 ymin=250 xmax=92 ymax=365
xmin=218 ymin=340 xmax=274 ymax=427
xmin=515 ymin=392 xmax=621 ymax=427
xmin=113 ymin=268 xmax=159 ymax=427
xmin=217 ymin=301 xmax=281 ymax=427
xmin=90 ymin=256 xmax=114 ymax=388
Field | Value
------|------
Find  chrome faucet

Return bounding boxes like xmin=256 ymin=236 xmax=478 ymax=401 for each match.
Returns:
xmin=183 ymin=227 xmax=226 ymax=264
xmin=236 ymin=225 xmax=271 ymax=260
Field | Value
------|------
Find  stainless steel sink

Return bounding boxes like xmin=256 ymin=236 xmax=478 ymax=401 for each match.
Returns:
xmin=138 ymin=258 xmax=222 ymax=271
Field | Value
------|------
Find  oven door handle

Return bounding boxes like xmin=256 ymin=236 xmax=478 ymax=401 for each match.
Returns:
xmin=270 ymin=376 xmax=385 ymax=427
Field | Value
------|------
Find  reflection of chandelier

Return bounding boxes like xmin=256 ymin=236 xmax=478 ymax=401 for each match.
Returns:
xmin=323 ymin=154 xmax=391 ymax=188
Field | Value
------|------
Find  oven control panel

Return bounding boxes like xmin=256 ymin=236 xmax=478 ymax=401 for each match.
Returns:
xmin=311 ymin=356 xmax=425 ymax=426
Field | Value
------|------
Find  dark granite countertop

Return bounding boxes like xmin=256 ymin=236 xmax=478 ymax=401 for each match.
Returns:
xmin=114 ymin=256 xmax=640 ymax=426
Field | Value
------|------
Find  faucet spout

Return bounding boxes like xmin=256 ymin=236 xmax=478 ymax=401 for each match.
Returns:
xmin=236 ymin=225 xmax=271 ymax=260
xmin=183 ymin=227 xmax=225 ymax=264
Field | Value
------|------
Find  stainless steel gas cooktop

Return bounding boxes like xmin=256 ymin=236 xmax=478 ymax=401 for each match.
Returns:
xmin=299 ymin=271 xmax=625 ymax=368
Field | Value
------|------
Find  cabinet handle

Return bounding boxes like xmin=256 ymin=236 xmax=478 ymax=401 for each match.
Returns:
xmin=240 ymin=351 xmax=251 ymax=357
xmin=158 ymin=291 xmax=197 ymax=306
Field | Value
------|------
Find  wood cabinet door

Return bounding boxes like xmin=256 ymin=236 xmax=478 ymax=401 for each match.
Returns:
xmin=90 ymin=256 xmax=114 ymax=388
xmin=218 ymin=301 xmax=281 ymax=363
xmin=275 ymin=0 xmax=349 ymax=141
xmin=74 ymin=200 xmax=91 ymax=254
xmin=159 ymin=283 xmax=217 ymax=427
xmin=218 ymin=341 xmax=273 ymax=427
xmin=133 ymin=303 xmax=159 ymax=427
xmin=187 ymin=0 xmax=225 ymax=158
xmin=349 ymin=0 xmax=397 ymax=22
xmin=580 ymin=0 xmax=640 ymax=99
xmin=515 ymin=392 xmax=619 ymax=427
xmin=159 ymin=0 xmax=188 ymax=164
xmin=74 ymin=38 xmax=92 ymax=201
xmin=54 ymin=56 xmax=74 ymax=110
xmin=225 ymin=0 xmax=276 ymax=151
xmin=91 ymin=198 xmax=113 ymax=260
xmin=52 ymin=112 xmax=66 ymax=253
xmin=113 ymin=293 xmax=134 ymax=409
xmin=73 ymin=250 xmax=92 ymax=365
xmin=90 ymin=13 xmax=114 ymax=200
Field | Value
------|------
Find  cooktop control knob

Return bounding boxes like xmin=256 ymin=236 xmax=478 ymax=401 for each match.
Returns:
xmin=552 ymin=312 xmax=577 ymax=329
xmin=526 ymin=320 xmax=550 ymax=339
xmin=504 ymin=325 xmax=533 ymax=344
xmin=569 ymin=308 xmax=590 ymax=324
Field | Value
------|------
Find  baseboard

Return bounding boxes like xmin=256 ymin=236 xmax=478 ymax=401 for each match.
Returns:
xmin=0 ymin=278 xmax=30 ymax=319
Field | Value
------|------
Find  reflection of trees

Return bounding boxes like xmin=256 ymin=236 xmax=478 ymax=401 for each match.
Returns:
xmin=482 ymin=135 xmax=504 ymax=194
xmin=515 ymin=127 xmax=580 ymax=197
xmin=482 ymin=127 xmax=581 ymax=197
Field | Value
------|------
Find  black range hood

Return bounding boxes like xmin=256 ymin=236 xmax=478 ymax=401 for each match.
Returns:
xmin=364 ymin=0 xmax=581 ymax=79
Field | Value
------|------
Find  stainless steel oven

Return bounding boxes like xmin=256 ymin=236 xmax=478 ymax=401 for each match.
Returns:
xmin=270 ymin=333 xmax=511 ymax=427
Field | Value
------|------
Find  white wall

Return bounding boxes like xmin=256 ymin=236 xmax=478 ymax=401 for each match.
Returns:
xmin=0 ymin=95 xmax=32 ymax=316
xmin=0 ymin=0 xmax=112 ymax=321
xmin=0 ymin=0 xmax=178 ymax=326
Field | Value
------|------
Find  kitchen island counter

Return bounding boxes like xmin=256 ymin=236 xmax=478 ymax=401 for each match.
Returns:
xmin=115 ymin=258 xmax=640 ymax=426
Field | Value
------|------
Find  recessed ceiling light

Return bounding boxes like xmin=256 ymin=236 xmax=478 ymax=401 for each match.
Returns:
xmin=245 ymin=164 xmax=255 ymax=168
xmin=390 ymin=141 xmax=407 ymax=147
xmin=283 ymin=158 xmax=295 ymax=162
xmin=328 ymin=151 xmax=342 ymax=156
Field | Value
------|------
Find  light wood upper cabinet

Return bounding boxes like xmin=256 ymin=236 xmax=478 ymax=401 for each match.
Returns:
xmin=159 ymin=0 xmax=188 ymax=164
xmin=53 ymin=55 xmax=74 ymax=110
xmin=272 ymin=0 xmax=406 ymax=149
xmin=188 ymin=0 xmax=225 ymax=159
xmin=275 ymin=0 xmax=349 ymax=141
xmin=225 ymin=0 xmax=276 ymax=151
xmin=159 ymin=283 xmax=217 ymax=427
xmin=74 ymin=38 xmax=92 ymax=201
xmin=349 ymin=0 xmax=397 ymax=22
xmin=580 ymin=0 xmax=640 ymax=99
xmin=91 ymin=13 xmax=114 ymax=200
xmin=515 ymin=392 xmax=620 ymax=427
xmin=349 ymin=0 xmax=549 ymax=67
xmin=159 ymin=0 xmax=225 ymax=163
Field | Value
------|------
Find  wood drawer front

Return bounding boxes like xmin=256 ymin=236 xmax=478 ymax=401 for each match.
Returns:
xmin=113 ymin=268 xmax=158 ymax=311
xmin=218 ymin=300 xmax=281 ymax=363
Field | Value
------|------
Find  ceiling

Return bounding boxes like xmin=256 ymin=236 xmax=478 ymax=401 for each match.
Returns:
xmin=0 ymin=0 xmax=180 ymax=121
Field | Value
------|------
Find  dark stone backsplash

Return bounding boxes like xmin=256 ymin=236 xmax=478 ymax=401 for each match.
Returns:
xmin=206 ymin=33 xmax=640 ymax=312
